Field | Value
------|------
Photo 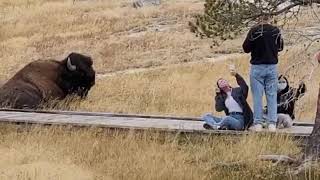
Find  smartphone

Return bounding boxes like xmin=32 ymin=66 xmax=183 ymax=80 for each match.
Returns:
xmin=229 ymin=64 xmax=235 ymax=71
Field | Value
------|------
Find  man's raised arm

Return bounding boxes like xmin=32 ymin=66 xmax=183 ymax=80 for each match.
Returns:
xmin=235 ymin=73 xmax=249 ymax=98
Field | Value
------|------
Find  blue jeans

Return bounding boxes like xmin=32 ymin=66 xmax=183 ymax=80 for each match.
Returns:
xmin=202 ymin=113 xmax=244 ymax=130
xmin=250 ymin=64 xmax=278 ymax=125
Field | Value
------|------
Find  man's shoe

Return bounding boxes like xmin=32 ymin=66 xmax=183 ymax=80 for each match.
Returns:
xmin=203 ymin=123 xmax=213 ymax=130
xmin=203 ymin=123 xmax=219 ymax=130
xmin=251 ymin=124 xmax=263 ymax=132
xmin=268 ymin=124 xmax=277 ymax=132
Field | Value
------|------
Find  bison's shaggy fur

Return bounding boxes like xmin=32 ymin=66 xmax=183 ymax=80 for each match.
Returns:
xmin=0 ymin=52 xmax=95 ymax=109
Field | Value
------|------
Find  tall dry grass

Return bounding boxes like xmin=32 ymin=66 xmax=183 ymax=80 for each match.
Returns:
xmin=0 ymin=124 xmax=311 ymax=180
xmin=1 ymin=1 xmax=320 ymax=179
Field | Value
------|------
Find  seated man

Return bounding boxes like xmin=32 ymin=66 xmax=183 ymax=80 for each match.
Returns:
xmin=202 ymin=70 xmax=253 ymax=130
xmin=264 ymin=75 xmax=306 ymax=128
xmin=276 ymin=75 xmax=306 ymax=128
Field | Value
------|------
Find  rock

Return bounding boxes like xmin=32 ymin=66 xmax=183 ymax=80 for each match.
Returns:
xmin=133 ymin=0 xmax=161 ymax=8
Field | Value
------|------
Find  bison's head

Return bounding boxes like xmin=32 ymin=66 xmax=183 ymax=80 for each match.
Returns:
xmin=60 ymin=52 xmax=96 ymax=98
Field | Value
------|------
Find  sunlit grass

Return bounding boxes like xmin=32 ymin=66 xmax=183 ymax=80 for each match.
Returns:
xmin=0 ymin=124 xmax=306 ymax=180
xmin=1 ymin=0 xmax=320 ymax=179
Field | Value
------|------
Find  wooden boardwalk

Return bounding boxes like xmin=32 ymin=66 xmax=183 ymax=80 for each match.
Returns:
xmin=0 ymin=109 xmax=314 ymax=137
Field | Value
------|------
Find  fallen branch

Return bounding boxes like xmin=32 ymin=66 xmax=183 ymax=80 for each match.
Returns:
xmin=259 ymin=155 xmax=319 ymax=175
xmin=259 ymin=155 xmax=298 ymax=165
xmin=289 ymin=158 xmax=317 ymax=175
xmin=210 ymin=154 xmax=319 ymax=175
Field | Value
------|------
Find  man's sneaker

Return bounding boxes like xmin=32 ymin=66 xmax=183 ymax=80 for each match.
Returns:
xmin=203 ymin=123 xmax=213 ymax=130
xmin=203 ymin=123 xmax=219 ymax=130
xmin=268 ymin=124 xmax=277 ymax=132
xmin=251 ymin=124 xmax=263 ymax=132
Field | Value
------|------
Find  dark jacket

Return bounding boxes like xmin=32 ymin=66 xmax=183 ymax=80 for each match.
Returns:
xmin=215 ymin=74 xmax=253 ymax=130
xmin=243 ymin=24 xmax=284 ymax=65
xmin=277 ymin=75 xmax=306 ymax=119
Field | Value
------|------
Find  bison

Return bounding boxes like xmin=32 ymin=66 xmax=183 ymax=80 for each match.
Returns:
xmin=0 ymin=52 xmax=95 ymax=109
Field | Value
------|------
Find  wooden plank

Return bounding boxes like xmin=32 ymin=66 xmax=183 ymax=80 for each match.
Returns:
xmin=0 ymin=117 xmax=311 ymax=137
xmin=0 ymin=108 xmax=314 ymax=126
xmin=0 ymin=110 xmax=312 ymax=137
xmin=281 ymin=126 xmax=313 ymax=134
xmin=0 ymin=113 xmax=204 ymax=131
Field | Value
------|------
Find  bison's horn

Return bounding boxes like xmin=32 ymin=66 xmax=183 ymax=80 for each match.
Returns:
xmin=67 ymin=57 xmax=76 ymax=71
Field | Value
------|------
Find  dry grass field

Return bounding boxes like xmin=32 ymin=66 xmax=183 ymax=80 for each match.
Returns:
xmin=1 ymin=0 xmax=320 ymax=179
xmin=0 ymin=125 xmax=308 ymax=180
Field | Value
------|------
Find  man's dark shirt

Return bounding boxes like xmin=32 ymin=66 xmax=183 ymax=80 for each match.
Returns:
xmin=242 ymin=24 xmax=284 ymax=65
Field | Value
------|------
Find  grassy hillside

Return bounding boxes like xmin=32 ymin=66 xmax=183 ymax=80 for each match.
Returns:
xmin=1 ymin=0 xmax=320 ymax=179
xmin=1 ymin=0 xmax=318 ymax=119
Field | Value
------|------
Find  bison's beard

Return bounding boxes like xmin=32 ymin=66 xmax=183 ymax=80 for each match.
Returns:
xmin=72 ymin=86 xmax=91 ymax=98
xmin=59 ymin=68 xmax=95 ymax=99
xmin=62 ymin=82 xmax=93 ymax=99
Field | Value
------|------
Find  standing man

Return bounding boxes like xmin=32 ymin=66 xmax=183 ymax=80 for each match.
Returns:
xmin=243 ymin=15 xmax=284 ymax=132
